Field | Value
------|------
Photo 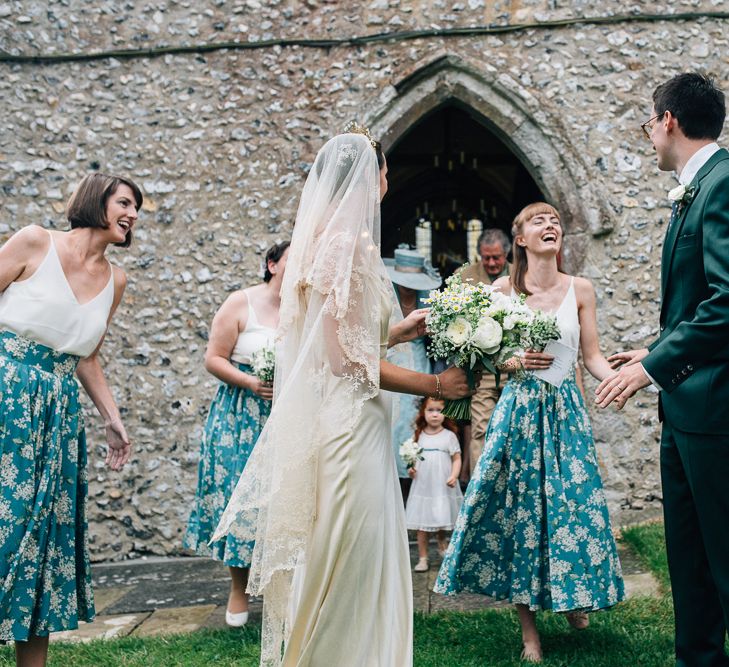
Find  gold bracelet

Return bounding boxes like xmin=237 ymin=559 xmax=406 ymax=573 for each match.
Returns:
xmin=434 ymin=373 xmax=443 ymax=400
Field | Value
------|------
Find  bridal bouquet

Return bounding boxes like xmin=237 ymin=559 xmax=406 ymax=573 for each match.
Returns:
xmin=425 ymin=273 xmax=561 ymax=419
xmin=399 ymin=437 xmax=424 ymax=469
xmin=251 ymin=346 xmax=276 ymax=383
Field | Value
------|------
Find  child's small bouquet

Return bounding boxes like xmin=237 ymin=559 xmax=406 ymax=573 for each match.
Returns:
xmin=399 ymin=436 xmax=424 ymax=469
xmin=425 ymin=273 xmax=561 ymax=419
xmin=251 ymin=346 xmax=276 ymax=383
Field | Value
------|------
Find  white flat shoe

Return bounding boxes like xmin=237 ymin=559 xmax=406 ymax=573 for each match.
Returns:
xmin=413 ymin=557 xmax=429 ymax=572
xmin=225 ymin=610 xmax=249 ymax=627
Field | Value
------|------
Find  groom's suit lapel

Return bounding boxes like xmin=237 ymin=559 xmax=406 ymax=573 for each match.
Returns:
xmin=661 ymin=194 xmax=695 ymax=299
xmin=661 ymin=148 xmax=729 ymax=300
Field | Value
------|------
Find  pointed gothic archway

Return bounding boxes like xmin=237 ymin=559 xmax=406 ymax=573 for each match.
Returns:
xmin=367 ymin=55 xmax=612 ymax=273
xmin=379 ymin=101 xmax=545 ymax=275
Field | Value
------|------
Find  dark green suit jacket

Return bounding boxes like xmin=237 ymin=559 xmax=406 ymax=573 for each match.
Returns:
xmin=643 ymin=148 xmax=729 ymax=434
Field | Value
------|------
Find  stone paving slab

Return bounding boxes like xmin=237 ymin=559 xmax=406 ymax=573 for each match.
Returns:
xmin=616 ymin=541 xmax=649 ymax=576
xmin=93 ymin=586 xmax=134 ymax=614
xmin=93 ymin=555 xmax=236 ymax=614
xmin=50 ymin=613 xmax=151 ymax=643
xmin=93 ymin=556 xmax=229 ymax=587
xmin=132 ymin=604 xmax=218 ymax=637
xmin=623 ymin=572 xmax=661 ymax=599
xmin=101 ymin=577 xmax=232 ymax=614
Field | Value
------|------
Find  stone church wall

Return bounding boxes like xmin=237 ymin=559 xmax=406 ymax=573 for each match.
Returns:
xmin=1 ymin=0 xmax=726 ymax=559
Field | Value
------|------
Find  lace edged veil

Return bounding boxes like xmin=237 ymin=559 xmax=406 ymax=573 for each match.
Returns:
xmin=213 ymin=133 xmax=398 ymax=666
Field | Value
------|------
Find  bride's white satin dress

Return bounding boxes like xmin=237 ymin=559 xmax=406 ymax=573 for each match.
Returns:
xmin=281 ymin=301 xmax=413 ymax=667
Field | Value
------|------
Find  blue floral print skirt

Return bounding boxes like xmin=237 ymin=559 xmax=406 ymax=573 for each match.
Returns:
xmin=0 ymin=331 xmax=94 ymax=641
xmin=184 ymin=364 xmax=270 ymax=568
xmin=434 ymin=372 xmax=625 ymax=612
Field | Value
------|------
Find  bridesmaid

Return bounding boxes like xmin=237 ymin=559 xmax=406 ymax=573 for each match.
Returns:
xmin=0 ymin=173 xmax=140 ymax=666
xmin=184 ymin=241 xmax=289 ymax=627
xmin=434 ymin=202 xmax=624 ymax=663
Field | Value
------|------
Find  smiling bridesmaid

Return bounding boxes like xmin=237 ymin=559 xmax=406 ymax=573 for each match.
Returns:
xmin=0 ymin=173 xmax=141 ymax=667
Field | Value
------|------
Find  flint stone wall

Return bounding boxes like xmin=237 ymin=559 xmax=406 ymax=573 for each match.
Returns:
xmin=1 ymin=0 xmax=727 ymax=560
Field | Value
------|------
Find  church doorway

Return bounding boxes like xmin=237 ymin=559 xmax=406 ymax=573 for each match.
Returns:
xmin=381 ymin=101 xmax=545 ymax=276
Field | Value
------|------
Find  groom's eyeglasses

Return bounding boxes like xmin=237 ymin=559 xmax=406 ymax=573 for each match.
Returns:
xmin=641 ymin=113 xmax=664 ymax=139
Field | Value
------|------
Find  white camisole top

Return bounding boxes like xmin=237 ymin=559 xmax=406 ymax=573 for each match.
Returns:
xmin=0 ymin=230 xmax=115 ymax=358
xmin=513 ymin=277 xmax=580 ymax=351
xmin=550 ymin=277 xmax=580 ymax=351
xmin=230 ymin=296 xmax=276 ymax=366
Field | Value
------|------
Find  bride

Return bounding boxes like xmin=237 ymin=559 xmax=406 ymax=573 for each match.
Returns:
xmin=214 ymin=129 xmax=475 ymax=666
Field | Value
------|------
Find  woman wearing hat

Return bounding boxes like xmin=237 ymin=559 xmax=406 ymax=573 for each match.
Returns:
xmin=384 ymin=246 xmax=442 ymax=501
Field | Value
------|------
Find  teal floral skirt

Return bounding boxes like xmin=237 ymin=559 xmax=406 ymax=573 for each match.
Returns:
xmin=184 ymin=364 xmax=270 ymax=568
xmin=434 ymin=372 xmax=625 ymax=612
xmin=0 ymin=331 xmax=94 ymax=641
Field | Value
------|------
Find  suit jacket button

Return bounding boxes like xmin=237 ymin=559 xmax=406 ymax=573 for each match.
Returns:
xmin=672 ymin=378 xmax=677 ymax=384
xmin=682 ymin=369 xmax=688 ymax=376
xmin=660 ymin=325 xmax=665 ymax=331
xmin=687 ymin=364 xmax=694 ymax=371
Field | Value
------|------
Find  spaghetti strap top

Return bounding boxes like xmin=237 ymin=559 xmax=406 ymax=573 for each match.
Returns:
xmin=230 ymin=295 xmax=276 ymax=366
xmin=552 ymin=277 xmax=580 ymax=351
xmin=512 ymin=277 xmax=580 ymax=351
xmin=0 ymin=230 xmax=115 ymax=357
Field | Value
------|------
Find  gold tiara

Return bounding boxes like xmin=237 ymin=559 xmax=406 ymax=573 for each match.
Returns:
xmin=343 ymin=121 xmax=378 ymax=149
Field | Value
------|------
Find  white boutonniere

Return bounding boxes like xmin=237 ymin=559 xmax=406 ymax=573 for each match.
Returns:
xmin=668 ymin=183 xmax=697 ymax=208
xmin=668 ymin=184 xmax=686 ymax=202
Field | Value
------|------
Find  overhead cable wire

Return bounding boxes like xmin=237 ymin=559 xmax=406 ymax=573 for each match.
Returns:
xmin=0 ymin=11 xmax=727 ymax=65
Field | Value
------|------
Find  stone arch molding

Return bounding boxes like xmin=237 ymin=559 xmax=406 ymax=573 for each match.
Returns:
xmin=366 ymin=55 xmax=613 ymax=272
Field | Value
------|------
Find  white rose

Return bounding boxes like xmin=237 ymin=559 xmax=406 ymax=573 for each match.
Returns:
xmin=489 ymin=291 xmax=511 ymax=308
xmin=471 ymin=316 xmax=503 ymax=354
xmin=503 ymin=313 xmax=525 ymax=330
xmin=445 ymin=317 xmax=472 ymax=346
xmin=503 ymin=313 xmax=518 ymax=331
xmin=668 ymin=183 xmax=686 ymax=202
xmin=504 ymin=304 xmax=534 ymax=330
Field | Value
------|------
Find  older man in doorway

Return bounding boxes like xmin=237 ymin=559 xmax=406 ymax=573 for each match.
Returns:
xmin=457 ymin=228 xmax=510 ymax=479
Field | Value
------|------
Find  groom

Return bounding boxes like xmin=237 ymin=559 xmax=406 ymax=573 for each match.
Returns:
xmin=596 ymin=72 xmax=729 ymax=666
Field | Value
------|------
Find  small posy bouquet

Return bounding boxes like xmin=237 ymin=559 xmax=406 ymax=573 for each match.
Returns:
xmin=251 ymin=346 xmax=276 ymax=383
xmin=399 ymin=437 xmax=424 ymax=469
xmin=425 ymin=273 xmax=561 ymax=419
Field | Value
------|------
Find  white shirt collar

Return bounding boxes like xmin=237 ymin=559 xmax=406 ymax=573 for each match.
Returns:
xmin=678 ymin=142 xmax=721 ymax=185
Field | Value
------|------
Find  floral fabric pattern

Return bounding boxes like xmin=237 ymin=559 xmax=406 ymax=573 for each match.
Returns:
xmin=0 ymin=330 xmax=94 ymax=641
xmin=434 ymin=371 xmax=625 ymax=612
xmin=184 ymin=363 xmax=270 ymax=568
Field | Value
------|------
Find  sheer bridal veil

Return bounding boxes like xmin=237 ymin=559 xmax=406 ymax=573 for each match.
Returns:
xmin=213 ymin=132 xmax=397 ymax=666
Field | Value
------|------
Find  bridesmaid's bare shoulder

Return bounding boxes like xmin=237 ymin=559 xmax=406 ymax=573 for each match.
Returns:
xmin=571 ymin=276 xmax=596 ymax=308
xmin=491 ymin=276 xmax=511 ymax=293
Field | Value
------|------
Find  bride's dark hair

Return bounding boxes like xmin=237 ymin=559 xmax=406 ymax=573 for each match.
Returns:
xmin=373 ymin=141 xmax=385 ymax=169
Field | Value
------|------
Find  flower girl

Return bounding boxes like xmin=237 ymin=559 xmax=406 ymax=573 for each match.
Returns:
xmin=405 ymin=397 xmax=463 ymax=571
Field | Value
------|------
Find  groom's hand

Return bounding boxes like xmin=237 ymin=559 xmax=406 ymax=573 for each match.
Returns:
xmin=595 ymin=348 xmax=651 ymax=409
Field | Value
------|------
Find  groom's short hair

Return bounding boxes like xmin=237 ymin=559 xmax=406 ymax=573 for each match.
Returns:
xmin=653 ymin=72 xmax=726 ymax=141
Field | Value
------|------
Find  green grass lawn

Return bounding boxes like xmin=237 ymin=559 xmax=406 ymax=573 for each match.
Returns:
xmin=1 ymin=523 xmax=675 ymax=666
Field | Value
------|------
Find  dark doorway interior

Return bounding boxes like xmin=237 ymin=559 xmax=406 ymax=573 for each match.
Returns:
xmin=381 ymin=101 xmax=545 ymax=275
